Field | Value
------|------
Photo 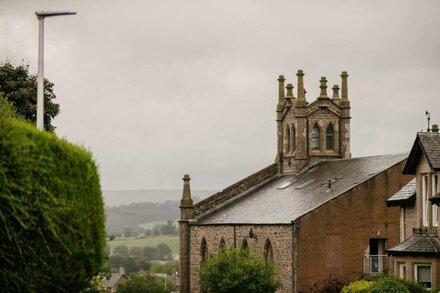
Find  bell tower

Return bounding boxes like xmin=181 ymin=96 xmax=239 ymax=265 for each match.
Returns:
xmin=276 ymin=70 xmax=351 ymax=174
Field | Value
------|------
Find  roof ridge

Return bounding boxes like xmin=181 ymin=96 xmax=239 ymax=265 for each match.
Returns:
xmin=427 ymin=235 xmax=439 ymax=253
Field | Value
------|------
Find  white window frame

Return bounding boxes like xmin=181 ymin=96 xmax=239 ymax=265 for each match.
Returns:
xmin=422 ymin=175 xmax=429 ymax=227
xmin=432 ymin=174 xmax=438 ymax=227
xmin=414 ymin=264 xmax=432 ymax=289
xmin=398 ymin=262 xmax=406 ymax=279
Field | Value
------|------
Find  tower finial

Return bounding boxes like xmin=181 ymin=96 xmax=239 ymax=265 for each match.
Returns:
xmin=319 ymin=76 xmax=328 ymax=98
xmin=296 ymin=69 xmax=306 ymax=106
xmin=332 ymin=84 xmax=340 ymax=100
xmin=341 ymin=71 xmax=349 ymax=100
xmin=286 ymin=83 xmax=294 ymax=98
xmin=180 ymin=174 xmax=193 ymax=207
xmin=277 ymin=75 xmax=285 ymax=107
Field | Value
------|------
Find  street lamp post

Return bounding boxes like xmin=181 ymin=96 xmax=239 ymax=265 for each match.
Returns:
xmin=35 ymin=11 xmax=76 ymax=130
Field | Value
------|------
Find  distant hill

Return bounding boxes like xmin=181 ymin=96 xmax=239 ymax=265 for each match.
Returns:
xmin=104 ymin=189 xmax=216 ymax=235
xmin=102 ymin=189 xmax=215 ymax=207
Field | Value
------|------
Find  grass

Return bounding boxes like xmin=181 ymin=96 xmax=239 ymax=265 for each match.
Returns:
xmin=107 ymin=235 xmax=179 ymax=257
xmin=137 ymin=220 xmax=167 ymax=230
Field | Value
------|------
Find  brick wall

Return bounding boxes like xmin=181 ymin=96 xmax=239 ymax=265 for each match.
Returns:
xmin=193 ymin=164 xmax=278 ymax=217
xmin=295 ymin=160 xmax=413 ymax=293
xmin=189 ymin=224 xmax=293 ymax=293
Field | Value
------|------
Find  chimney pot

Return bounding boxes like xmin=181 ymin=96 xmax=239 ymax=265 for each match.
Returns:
xmin=432 ymin=124 xmax=439 ymax=133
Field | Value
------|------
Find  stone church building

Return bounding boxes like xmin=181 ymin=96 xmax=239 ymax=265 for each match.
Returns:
xmin=179 ymin=70 xmax=413 ymax=292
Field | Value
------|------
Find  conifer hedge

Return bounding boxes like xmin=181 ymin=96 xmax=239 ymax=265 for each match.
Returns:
xmin=0 ymin=97 xmax=105 ymax=292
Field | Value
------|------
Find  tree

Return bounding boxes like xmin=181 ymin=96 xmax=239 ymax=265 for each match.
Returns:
xmin=150 ymin=261 xmax=179 ymax=275
xmin=143 ymin=246 xmax=157 ymax=260
xmin=113 ymin=245 xmax=129 ymax=257
xmin=130 ymin=246 xmax=144 ymax=257
xmin=123 ymin=227 xmax=133 ymax=238
xmin=0 ymin=61 xmax=59 ymax=131
xmin=152 ymin=224 xmax=161 ymax=236
xmin=155 ymin=243 xmax=173 ymax=260
xmin=160 ymin=220 xmax=177 ymax=235
xmin=117 ymin=274 xmax=173 ymax=293
xmin=0 ymin=99 xmax=105 ymax=292
xmin=199 ymin=247 xmax=282 ymax=293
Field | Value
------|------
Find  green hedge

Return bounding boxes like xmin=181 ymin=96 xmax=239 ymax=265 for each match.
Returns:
xmin=0 ymin=100 xmax=105 ymax=292
xmin=341 ymin=280 xmax=374 ymax=293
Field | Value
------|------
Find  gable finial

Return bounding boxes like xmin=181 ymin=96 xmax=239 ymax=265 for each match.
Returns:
xmin=426 ymin=111 xmax=431 ymax=132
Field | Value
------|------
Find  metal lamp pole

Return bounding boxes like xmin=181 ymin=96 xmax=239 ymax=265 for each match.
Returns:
xmin=35 ymin=11 xmax=76 ymax=130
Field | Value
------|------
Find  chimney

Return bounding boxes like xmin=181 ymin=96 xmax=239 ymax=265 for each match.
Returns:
xmin=341 ymin=71 xmax=349 ymax=100
xmin=432 ymin=124 xmax=439 ymax=133
xmin=277 ymin=75 xmax=285 ymax=108
xmin=296 ymin=69 xmax=306 ymax=106
xmin=119 ymin=267 xmax=125 ymax=276
xmin=319 ymin=76 xmax=328 ymax=98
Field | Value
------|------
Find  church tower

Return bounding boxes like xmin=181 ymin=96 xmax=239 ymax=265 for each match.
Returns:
xmin=276 ymin=70 xmax=351 ymax=174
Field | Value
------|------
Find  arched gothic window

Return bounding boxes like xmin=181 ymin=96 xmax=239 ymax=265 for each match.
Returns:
xmin=219 ymin=238 xmax=226 ymax=251
xmin=326 ymin=124 xmax=334 ymax=150
xmin=312 ymin=124 xmax=320 ymax=150
xmin=201 ymin=238 xmax=208 ymax=263
xmin=264 ymin=239 xmax=274 ymax=264
xmin=291 ymin=123 xmax=296 ymax=153
xmin=241 ymin=239 xmax=248 ymax=250
xmin=285 ymin=125 xmax=291 ymax=154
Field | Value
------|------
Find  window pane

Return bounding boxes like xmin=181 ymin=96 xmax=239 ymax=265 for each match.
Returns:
xmin=417 ymin=266 xmax=431 ymax=282
xmin=326 ymin=125 xmax=334 ymax=150
xmin=422 ymin=175 xmax=428 ymax=227
xmin=312 ymin=125 xmax=319 ymax=150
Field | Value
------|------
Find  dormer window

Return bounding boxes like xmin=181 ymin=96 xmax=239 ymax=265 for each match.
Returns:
xmin=326 ymin=125 xmax=334 ymax=150
xmin=312 ymin=125 xmax=320 ymax=150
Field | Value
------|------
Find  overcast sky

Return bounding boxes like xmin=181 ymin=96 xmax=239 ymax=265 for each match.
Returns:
xmin=1 ymin=0 xmax=439 ymax=191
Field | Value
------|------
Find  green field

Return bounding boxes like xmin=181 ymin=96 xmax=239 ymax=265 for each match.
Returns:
xmin=137 ymin=220 xmax=167 ymax=230
xmin=108 ymin=235 xmax=179 ymax=257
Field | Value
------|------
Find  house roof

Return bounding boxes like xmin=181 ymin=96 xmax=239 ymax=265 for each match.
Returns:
xmin=386 ymin=178 xmax=416 ymax=207
xmin=194 ymin=153 xmax=408 ymax=224
xmin=388 ymin=234 xmax=440 ymax=256
xmin=403 ymin=132 xmax=440 ymax=174
xmin=104 ymin=273 xmax=127 ymax=288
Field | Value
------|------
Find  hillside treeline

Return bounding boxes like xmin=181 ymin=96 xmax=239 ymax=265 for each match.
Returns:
xmin=105 ymin=200 xmax=179 ymax=235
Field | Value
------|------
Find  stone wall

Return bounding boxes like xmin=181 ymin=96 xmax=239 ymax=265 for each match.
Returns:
xmin=193 ymin=164 xmax=278 ymax=217
xmin=189 ymin=224 xmax=293 ymax=293
xmin=295 ymin=160 xmax=413 ymax=293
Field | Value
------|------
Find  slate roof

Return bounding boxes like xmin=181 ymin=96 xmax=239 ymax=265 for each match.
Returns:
xmin=195 ymin=153 xmax=408 ymax=224
xmin=388 ymin=234 xmax=440 ymax=256
xmin=403 ymin=132 xmax=440 ymax=174
xmin=103 ymin=273 xmax=126 ymax=288
xmin=386 ymin=178 xmax=416 ymax=207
